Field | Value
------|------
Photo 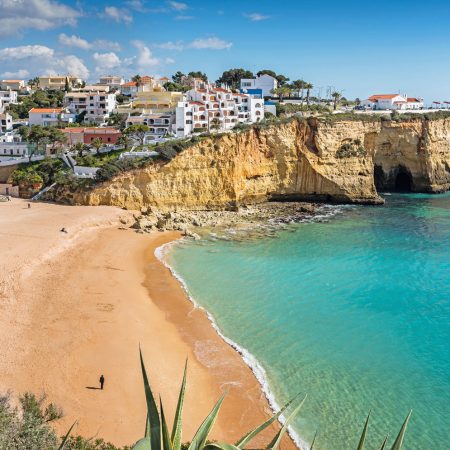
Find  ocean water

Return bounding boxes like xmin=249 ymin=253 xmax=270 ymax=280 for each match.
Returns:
xmin=164 ymin=194 xmax=450 ymax=450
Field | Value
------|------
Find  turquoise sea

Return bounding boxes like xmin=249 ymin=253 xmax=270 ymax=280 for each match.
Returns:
xmin=164 ymin=194 xmax=450 ymax=450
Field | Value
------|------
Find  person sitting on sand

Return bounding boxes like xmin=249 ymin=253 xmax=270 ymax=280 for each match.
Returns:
xmin=99 ymin=374 xmax=105 ymax=390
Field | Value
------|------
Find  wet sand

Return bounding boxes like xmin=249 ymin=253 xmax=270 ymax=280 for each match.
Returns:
xmin=0 ymin=199 xmax=294 ymax=448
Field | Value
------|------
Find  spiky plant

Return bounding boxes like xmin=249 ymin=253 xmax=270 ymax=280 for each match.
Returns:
xmin=132 ymin=348 xmax=306 ymax=450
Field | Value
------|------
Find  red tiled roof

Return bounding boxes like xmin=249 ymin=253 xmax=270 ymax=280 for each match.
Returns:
xmin=213 ymin=88 xmax=229 ymax=93
xmin=368 ymin=94 xmax=400 ymax=101
xmin=29 ymin=108 xmax=62 ymax=113
xmin=2 ymin=79 xmax=22 ymax=83
xmin=190 ymin=101 xmax=204 ymax=105
xmin=62 ymin=127 xmax=119 ymax=133
xmin=407 ymin=98 xmax=421 ymax=103
xmin=122 ymin=81 xmax=137 ymax=87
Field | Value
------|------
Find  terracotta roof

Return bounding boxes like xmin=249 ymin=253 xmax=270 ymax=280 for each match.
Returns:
xmin=213 ymin=88 xmax=229 ymax=93
xmin=2 ymin=79 xmax=22 ymax=83
xmin=160 ymin=77 xmax=169 ymax=80
xmin=29 ymin=108 xmax=62 ymax=113
xmin=407 ymin=98 xmax=421 ymax=103
xmin=122 ymin=81 xmax=137 ymax=87
xmin=190 ymin=101 xmax=204 ymax=106
xmin=62 ymin=127 xmax=120 ymax=133
xmin=368 ymin=94 xmax=400 ymax=101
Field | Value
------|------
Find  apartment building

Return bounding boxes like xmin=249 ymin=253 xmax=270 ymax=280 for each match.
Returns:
xmin=125 ymin=113 xmax=175 ymax=140
xmin=240 ymin=74 xmax=278 ymax=97
xmin=64 ymin=91 xmax=116 ymax=123
xmin=0 ymin=90 xmax=18 ymax=106
xmin=0 ymin=80 xmax=26 ymax=91
xmin=98 ymin=75 xmax=124 ymax=89
xmin=28 ymin=108 xmax=76 ymax=126
xmin=0 ymin=113 xmax=13 ymax=133
xmin=39 ymin=75 xmax=83 ymax=90
xmin=175 ymin=85 xmax=264 ymax=137
xmin=132 ymin=89 xmax=184 ymax=113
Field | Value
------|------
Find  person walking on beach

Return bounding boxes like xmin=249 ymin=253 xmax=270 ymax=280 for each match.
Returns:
xmin=99 ymin=374 xmax=105 ymax=390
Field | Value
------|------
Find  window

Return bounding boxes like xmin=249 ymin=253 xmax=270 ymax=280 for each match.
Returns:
xmin=255 ymin=111 xmax=261 ymax=116
xmin=255 ymin=103 xmax=262 ymax=108
xmin=186 ymin=120 xmax=192 ymax=124
xmin=107 ymin=137 xmax=111 ymax=142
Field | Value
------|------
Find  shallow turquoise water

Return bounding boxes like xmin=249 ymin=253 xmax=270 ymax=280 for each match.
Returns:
xmin=166 ymin=194 xmax=450 ymax=450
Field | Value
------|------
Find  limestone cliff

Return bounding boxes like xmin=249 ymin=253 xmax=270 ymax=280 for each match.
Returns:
xmin=51 ymin=117 xmax=450 ymax=210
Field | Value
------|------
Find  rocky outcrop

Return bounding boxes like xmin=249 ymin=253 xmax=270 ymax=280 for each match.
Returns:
xmin=48 ymin=117 xmax=450 ymax=210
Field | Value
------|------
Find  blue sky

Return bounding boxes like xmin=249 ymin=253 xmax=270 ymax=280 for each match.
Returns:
xmin=1 ymin=0 xmax=449 ymax=102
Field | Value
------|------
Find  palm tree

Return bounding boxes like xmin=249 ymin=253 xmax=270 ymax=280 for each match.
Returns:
xmin=332 ymin=91 xmax=342 ymax=110
xmin=117 ymin=134 xmax=132 ymax=150
xmin=305 ymin=83 xmax=314 ymax=105
xmin=292 ymin=79 xmax=306 ymax=102
xmin=71 ymin=142 xmax=88 ymax=158
xmin=132 ymin=74 xmax=142 ymax=87
xmin=272 ymin=86 xmax=292 ymax=102
xmin=90 ymin=137 xmax=103 ymax=154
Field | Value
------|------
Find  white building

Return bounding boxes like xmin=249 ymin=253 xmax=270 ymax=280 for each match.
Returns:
xmin=0 ymin=90 xmax=18 ymax=106
xmin=176 ymin=85 xmax=264 ymax=137
xmin=120 ymin=81 xmax=139 ymax=97
xmin=0 ymin=141 xmax=32 ymax=157
xmin=98 ymin=75 xmax=124 ymax=89
xmin=0 ymin=80 xmax=26 ymax=91
xmin=240 ymin=74 xmax=278 ymax=98
xmin=28 ymin=108 xmax=76 ymax=126
xmin=64 ymin=91 xmax=116 ymax=123
xmin=361 ymin=94 xmax=424 ymax=110
xmin=125 ymin=113 xmax=176 ymax=140
xmin=0 ymin=112 xmax=13 ymax=133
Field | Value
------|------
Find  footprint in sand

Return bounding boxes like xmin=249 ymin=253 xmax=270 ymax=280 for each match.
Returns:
xmin=96 ymin=303 xmax=114 ymax=312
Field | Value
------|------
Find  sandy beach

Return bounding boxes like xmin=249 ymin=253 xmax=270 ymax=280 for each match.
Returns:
xmin=0 ymin=199 xmax=294 ymax=448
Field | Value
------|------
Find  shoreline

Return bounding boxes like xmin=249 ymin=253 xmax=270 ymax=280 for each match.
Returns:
xmin=144 ymin=234 xmax=299 ymax=450
xmin=154 ymin=239 xmax=308 ymax=450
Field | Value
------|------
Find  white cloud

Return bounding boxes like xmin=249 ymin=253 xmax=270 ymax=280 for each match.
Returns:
xmin=93 ymin=40 xmax=122 ymax=52
xmin=93 ymin=52 xmax=122 ymax=73
xmin=0 ymin=45 xmax=54 ymax=60
xmin=58 ymin=33 xmax=121 ymax=52
xmin=188 ymin=37 xmax=232 ymax=50
xmin=102 ymin=6 xmax=133 ymax=24
xmin=59 ymin=33 xmax=91 ymax=50
xmin=0 ymin=45 xmax=89 ymax=80
xmin=154 ymin=37 xmax=232 ymax=52
xmin=132 ymin=40 xmax=161 ymax=70
xmin=1 ymin=69 xmax=30 ymax=79
xmin=245 ymin=13 xmax=270 ymax=22
xmin=168 ymin=1 xmax=188 ymax=11
xmin=154 ymin=41 xmax=184 ymax=51
xmin=0 ymin=0 xmax=81 ymax=37
xmin=126 ymin=0 xmax=146 ymax=12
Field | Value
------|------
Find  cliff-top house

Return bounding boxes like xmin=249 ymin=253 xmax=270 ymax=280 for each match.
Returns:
xmin=361 ymin=94 xmax=424 ymax=110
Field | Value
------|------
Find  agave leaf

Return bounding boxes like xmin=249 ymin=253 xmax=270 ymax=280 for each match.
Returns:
xmin=266 ymin=395 xmax=307 ymax=450
xmin=390 ymin=410 xmax=412 ymax=450
xmin=161 ymin=397 xmax=173 ymax=450
xmin=133 ymin=438 xmax=151 ymax=450
xmin=58 ymin=421 xmax=76 ymax=450
xmin=171 ymin=359 xmax=188 ymax=450
xmin=139 ymin=347 xmax=161 ymax=450
xmin=188 ymin=393 xmax=226 ymax=450
xmin=205 ymin=443 xmax=240 ymax=450
xmin=235 ymin=393 xmax=302 ymax=449
xmin=356 ymin=411 xmax=371 ymax=450
xmin=379 ymin=434 xmax=389 ymax=450
xmin=310 ymin=431 xmax=317 ymax=450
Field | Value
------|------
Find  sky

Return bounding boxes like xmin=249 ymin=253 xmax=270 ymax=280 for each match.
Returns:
xmin=1 ymin=0 xmax=450 ymax=103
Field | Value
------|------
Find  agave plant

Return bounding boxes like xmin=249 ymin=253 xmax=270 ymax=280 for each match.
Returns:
xmin=354 ymin=409 xmax=412 ymax=450
xmin=132 ymin=348 xmax=306 ymax=450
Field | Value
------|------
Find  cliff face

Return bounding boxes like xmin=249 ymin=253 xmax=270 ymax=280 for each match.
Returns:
xmin=54 ymin=117 xmax=450 ymax=210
